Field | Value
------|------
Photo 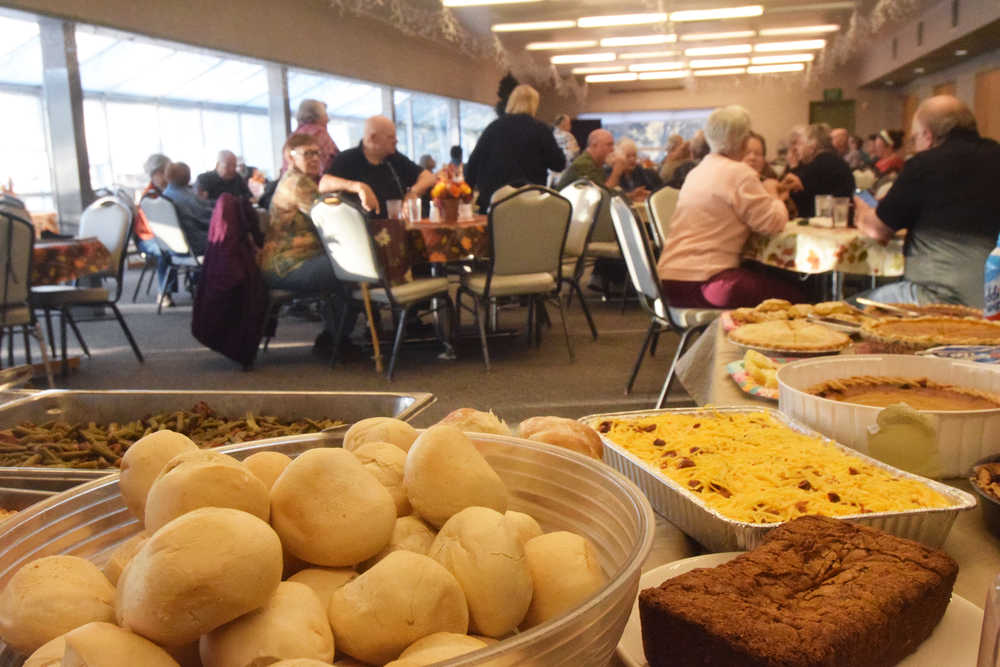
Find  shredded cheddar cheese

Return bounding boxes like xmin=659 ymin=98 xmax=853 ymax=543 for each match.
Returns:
xmin=594 ymin=411 xmax=950 ymax=523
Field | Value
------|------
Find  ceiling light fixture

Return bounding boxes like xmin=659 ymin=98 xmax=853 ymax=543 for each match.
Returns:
xmin=628 ymin=61 xmax=686 ymax=71
xmin=689 ymin=57 xmax=750 ymax=68
xmin=747 ymin=63 xmax=805 ymax=73
xmin=669 ymin=5 xmax=763 ymax=22
xmin=585 ymin=72 xmax=639 ymax=83
xmin=600 ymin=34 xmax=677 ymax=47
xmin=577 ymin=13 xmax=666 ymax=28
xmin=754 ymin=39 xmax=826 ymax=51
xmin=491 ymin=20 xmax=577 ymax=32
xmin=693 ymin=67 xmax=747 ymax=76
xmin=571 ymin=65 xmax=627 ymax=74
xmin=525 ymin=40 xmax=598 ymax=50
xmin=758 ymin=24 xmax=839 ymax=36
xmin=551 ymin=52 xmax=617 ymax=64
xmin=684 ymin=44 xmax=752 ymax=56
xmin=638 ymin=70 xmax=690 ymax=80
xmin=679 ymin=30 xmax=755 ymax=41
xmin=442 ymin=0 xmax=540 ymax=6
xmin=750 ymin=53 xmax=815 ymax=64
xmin=619 ymin=50 xmax=679 ymax=59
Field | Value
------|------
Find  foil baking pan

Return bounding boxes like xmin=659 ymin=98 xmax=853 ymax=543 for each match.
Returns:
xmin=580 ymin=406 xmax=976 ymax=552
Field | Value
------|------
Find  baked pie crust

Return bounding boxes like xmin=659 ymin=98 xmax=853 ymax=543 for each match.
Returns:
xmin=730 ymin=300 xmax=862 ymax=327
xmin=808 ymin=375 xmax=1000 ymax=411
xmin=861 ymin=316 xmax=1000 ymax=349
xmin=729 ymin=320 xmax=851 ymax=352
xmin=861 ymin=303 xmax=983 ymax=319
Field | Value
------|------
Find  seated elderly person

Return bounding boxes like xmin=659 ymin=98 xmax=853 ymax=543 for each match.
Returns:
xmin=134 ymin=154 xmax=175 ymax=304
xmin=162 ymin=162 xmax=213 ymax=257
xmin=554 ymin=128 xmax=621 ymax=191
xmin=782 ymin=123 xmax=855 ymax=218
xmin=657 ymin=106 xmax=804 ymax=308
xmin=197 ymin=150 xmax=253 ymax=201
xmin=666 ymin=131 xmax=709 ymax=189
xmin=610 ymin=138 xmax=660 ymax=201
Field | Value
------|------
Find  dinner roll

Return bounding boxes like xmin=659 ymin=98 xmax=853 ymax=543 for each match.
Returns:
xmin=436 ymin=408 xmax=512 ymax=436
xmin=521 ymin=531 xmax=607 ymax=628
xmin=343 ymin=417 xmax=418 ymax=452
xmin=62 ymin=622 xmax=179 ymax=667
xmin=0 ymin=555 xmax=115 ymax=653
xmin=270 ymin=448 xmax=396 ymax=566
xmin=353 ymin=441 xmax=411 ymax=516
xmin=200 ymin=581 xmax=334 ymax=667
xmin=102 ymin=530 xmax=148 ymax=586
xmin=23 ymin=635 xmax=65 ymax=667
xmin=505 ymin=510 xmax=543 ymax=548
xmin=403 ymin=425 xmax=507 ymax=528
xmin=119 ymin=429 xmax=198 ymax=520
xmin=328 ymin=551 xmax=468 ymax=665
xmin=242 ymin=451 xmax=292 ymax=490
xmin=367 ymin=515 xmax=437 ymax=567
xmin=162 ymin=641 xmax=202 ymax=667
xmin=144 ymin=450 xmax=270 ymax=533
xmin=287 ymin=567 xmax=357 ymax=611
xmin=396 ymin=632 xmax=488 ymax=664
xmin=428 ymin=506 xmax=533 ymax=637
xmin=519 ymin=416 xmax=604 ymax=459
xmin=116 ymin=507 xmax=283 ymax=646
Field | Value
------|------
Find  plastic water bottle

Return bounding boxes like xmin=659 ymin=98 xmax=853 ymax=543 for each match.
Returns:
xmin=986 ymin=236 xmax=1000 ymax=320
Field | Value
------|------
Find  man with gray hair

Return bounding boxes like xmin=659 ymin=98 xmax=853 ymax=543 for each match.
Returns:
xmin=554 ymin=128 xmax=625 ymax=190
xmin=782 ymin=123 xmax=854 ymax=217
xmin=853 ymin=95 xmax=1000 ymax=307
xmin=196 ymin=150 xmax=252 ymax=201
xmin=291 ymin=99 xmax=339 ymax=173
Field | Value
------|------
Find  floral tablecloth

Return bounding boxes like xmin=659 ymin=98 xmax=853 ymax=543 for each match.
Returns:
xmin=368 ymin=217 xmax=488 ymax=287
xmin=742 ymin=222 xmax=904 ymax=276
xmin=31 ymin=237 xmax=112 ymax=285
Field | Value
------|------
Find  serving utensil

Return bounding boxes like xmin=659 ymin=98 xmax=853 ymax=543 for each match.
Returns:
xmin=856 ymin=297 xmax=921 ymax=317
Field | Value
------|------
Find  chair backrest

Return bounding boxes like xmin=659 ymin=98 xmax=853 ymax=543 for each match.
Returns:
xmin=588 ymin=187 xmax=616 ymax=244
xmin=609 ymin=194 xmax=666 ymax=319
xmin=0 ymin=211 xmax=34 ymax=316
xmin=310 ymin=197 xmax=381 ymax=285
xmin=646 ymin=186 xmax=680 ymax=249
xmin=78 ymin=197 xmax=131 ymax=276
xmin=558 ymin=180 xmax=603 ymax=258
xmin=140 ymin=196 xmax=190 ymax=255
xmin=489 ymin=186 xmax=570 ymax=278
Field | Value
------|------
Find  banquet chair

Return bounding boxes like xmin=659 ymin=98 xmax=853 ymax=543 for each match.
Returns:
xmin=608 ymin=195 xmax=722 ymax=407
xmin=0 ymin=210 xmax=53 ymax=387
xmin=31 ymin=197 xmax=143 ymax=374
xmin=557 ymin=180 xmax=602 ymax=339
xmin=139 ymin=195 xmax=201 ymax=314
xmin=311 ymin=196 xmax=455 ymax=380
xmin=457 ymin=186 xmax=573 ymax=371
xmin=583 ymin=186 xmax=632 ymax=309
xmin=645 ymin=185 xmax=680 ymax=252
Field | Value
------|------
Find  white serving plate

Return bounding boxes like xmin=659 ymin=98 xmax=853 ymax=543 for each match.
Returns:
xmin=617 ymin=552 xmax=982 ymax=667
xmin=777 ymin=354 xmax=1000 ymax=478
xmin=581 ymin=407 xmax=975 ymax=552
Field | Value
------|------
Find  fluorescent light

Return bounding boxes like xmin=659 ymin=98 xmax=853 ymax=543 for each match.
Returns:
xmin=679 ymin=31 xmax=755 ymax=41
xmin=689 ymin=57 xmax=750 ymax=68
xmin=585 ymin=72 xmax=638 ymax=83
xmin=670 ymin=5 xmax=763 ymax=22
xmin=577 ymin=13 xmax=666 ymax=28
xmin=619 ymin=50 xmax=679 ymax=59
xmin=526 ymin=40 xmax=598 ymax=50
xmin=758 ymin=24 xmax=839 ymax=36
xmin=551 ymin=52 xmax=617 ymax=64
xmin=628 ymin=61 xmax=686 ymax=72
xmin=750 ymin=53 xmax=815 ymax=64
xmin=443 ymin=0 xmax=540 ymax=5
xmin=747 ymin=63 xmax=805 ymax=73
xmin=754 ymin=39 xmax=826 ymax=52
xmin=693 ymin=67 xmax=746 ymax=76
xmin=638 ymin=70 xmax=690 ymax=80
xmin=684 ymin=44 xmax=752 ymax=56
xmin=600 ymin=34 xmax=677 ymax=47
xmin=491 ymin=20 xmax=577 ymax=32
xmin=571 ymin=65 xmax=627 ymax=74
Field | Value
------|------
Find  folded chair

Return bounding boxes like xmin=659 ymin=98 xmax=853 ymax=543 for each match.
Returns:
xmin=608 ymin=195 xmax=722 ymax=407
xmin=557 ymin=180 xmax=602 ymax=339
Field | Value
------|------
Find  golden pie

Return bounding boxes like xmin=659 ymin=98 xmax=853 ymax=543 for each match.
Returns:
xmin=729 ymin=319 xmax=851 ymax=352
xmin=862 ymin=316 xmax=1000 ymax=349
xmin=808 ymin=376 xmax=1000 ymax=411
xmin=862 ymin=303 xmax=983 ymax=319
xmin=730 ymin=300 xmax=862 ymax=326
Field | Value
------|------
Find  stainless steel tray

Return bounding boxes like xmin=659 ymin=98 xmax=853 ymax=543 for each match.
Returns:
xmin=0 ymin=390 xmax=434 ymax=491
xmin=580 ymin=406 xmax=976 ymax=552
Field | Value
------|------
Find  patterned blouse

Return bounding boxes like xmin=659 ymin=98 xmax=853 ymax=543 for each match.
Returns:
xmin=258 ymin=168 xmax=323 ymax=279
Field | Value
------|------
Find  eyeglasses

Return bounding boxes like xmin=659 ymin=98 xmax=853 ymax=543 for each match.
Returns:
xmin=293 ymin=149 xmax=321 ymax=159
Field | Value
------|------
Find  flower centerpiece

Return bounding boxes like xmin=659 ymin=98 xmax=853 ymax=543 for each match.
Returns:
xmin=431 ymin=176 xmax=472 ymax=222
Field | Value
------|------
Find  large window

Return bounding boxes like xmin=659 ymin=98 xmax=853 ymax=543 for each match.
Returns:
xmin=288 ymin=70 xmax=383 ymax=153
xmin=394 ymin=90 xmax=450 ymax=166
xmin=459 ymin=100 xmax=494 ymax=157
xmin=578 ymin=108 xmax=713 ymax=162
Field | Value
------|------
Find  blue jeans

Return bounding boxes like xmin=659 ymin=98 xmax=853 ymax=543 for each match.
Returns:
xmin=136 ymin=238 xmax=174 ymax=294
xmin=848 ymin=280 xmax=960 ymax=307
xmin=264 ymin=254 xmax=359 ymax=340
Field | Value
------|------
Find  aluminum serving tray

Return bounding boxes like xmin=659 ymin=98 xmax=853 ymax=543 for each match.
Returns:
xmin=580 ymin=406 xmax=976 ymax=552
xmin=0 ymin=389 xmax=434 ymax=492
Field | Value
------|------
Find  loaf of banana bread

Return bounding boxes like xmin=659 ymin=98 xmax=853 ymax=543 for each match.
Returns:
xmin=639 ymin=515 xmax=957 ymax=667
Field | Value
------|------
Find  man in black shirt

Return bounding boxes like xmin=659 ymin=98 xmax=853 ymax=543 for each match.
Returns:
xmin=854 ymin=95 xmax=1000 ymax=307
xmin=196 ymin=150 xmax=252 ymax=201
xmin=319 ymin=115 xmax=436 ymax=216
xmin=782 ymin=123 xmax=855 ymax=217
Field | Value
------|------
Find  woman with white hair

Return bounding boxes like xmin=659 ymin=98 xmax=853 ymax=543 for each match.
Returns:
xmin=288 ymin=99 xmax=339 ymax=173
xmin=657 ymin=106 xmax=803 ymax=308
xmin=613 ymin=137 xmax=659 ymax=201
xmin=465 ymin=83 xmax=566 ymax=211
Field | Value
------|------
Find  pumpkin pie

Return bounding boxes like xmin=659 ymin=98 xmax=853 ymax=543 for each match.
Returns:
xmin=861 ymin=303 xmax=983 ymax=318
xmin=862 ymin=316 xmax=1000 ymax=349
xmin=729 ymin=319 xmax=851 ymax=353
xmin=808 ymin=375 xmax=1000 ymax=411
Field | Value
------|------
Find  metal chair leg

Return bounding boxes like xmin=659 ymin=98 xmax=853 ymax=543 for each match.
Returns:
xmin=59 ymin=307 xmax=69 ymax=377
xmin=21 ymin=326 xmax=30 ymax=365
xmin=6 ymin=327 xmax=12 ymax=367
xmin=132 ymin=264 xmax=148 ymax=302
xmin=474 ymin=298 xmax=491 ymax=371
xmin=649 ymin=329 xmax=661 ymax=357
xmin=109 ymin=304 xmax=144 ymax=362
xmin=655 ymin=326 xmax=705 ymax=409
xmin=386 ymin=305 xmax=410 ymax=381
xmin=554 ymin=294 xmax=574 ymax=362
xmin=32 ymin=322 xmax=54 ymax=388
xmin=626 ymin=321 xmax=657 ymax=395
xmin=61 ymin=308 xmax=91 ymax=358
xmin=43 ymin=308 xmax=56 ymax=356
xmin=571 ymin=280 xmax=598 ymax=340
xmin=328 ymin=299 xmax=349 ymax=368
